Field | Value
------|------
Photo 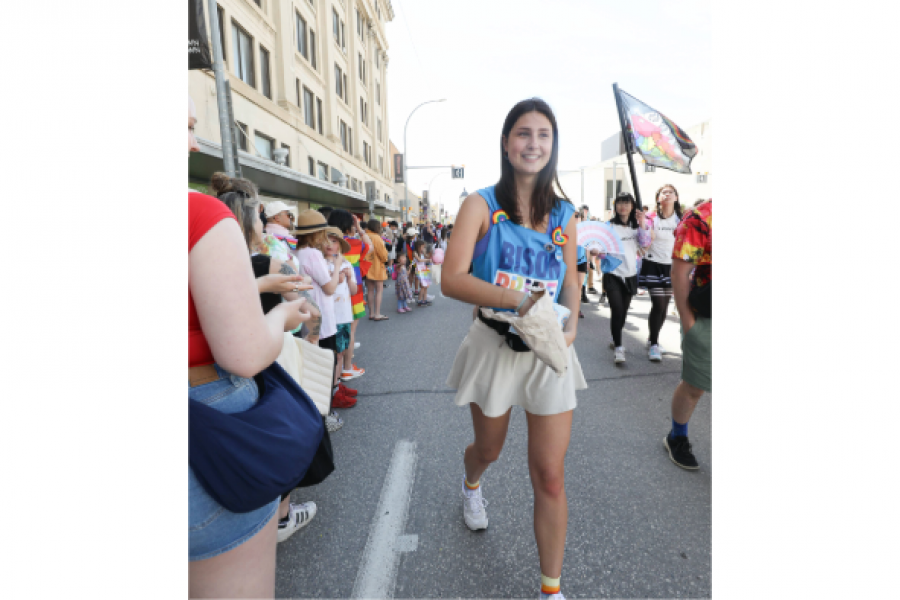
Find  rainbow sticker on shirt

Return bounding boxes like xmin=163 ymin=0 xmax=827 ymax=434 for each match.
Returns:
xmin=273 ymin=234 xmax=298 ymax=250
xmin=492 ymin=209 xmax=509 ymax=224
xmin=551 ymin=226 xmax=568 ymax=246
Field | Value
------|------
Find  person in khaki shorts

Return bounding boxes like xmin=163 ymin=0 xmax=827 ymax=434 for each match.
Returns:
xmin=663 ymin=200 xmax=711 ymax=470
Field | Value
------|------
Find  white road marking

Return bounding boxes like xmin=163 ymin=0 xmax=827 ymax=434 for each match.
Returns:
xmin=351 ymin=440 xmax=419 ymax=599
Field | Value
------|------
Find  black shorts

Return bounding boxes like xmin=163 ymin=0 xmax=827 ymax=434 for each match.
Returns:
xmin=577 ymin=262 xmax=587 ymax=274
xmin=603 ymin=272 xmax=638 ymax=296
xmin=318 ymin=335 xmax=339 ymax=366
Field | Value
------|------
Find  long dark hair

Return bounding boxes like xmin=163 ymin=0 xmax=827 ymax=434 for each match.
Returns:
xmin=495 ymin=98 xmax=570 ymax=228
xmin=609 ymin=192 xmax=639 ymax=229
xmin=655 ymin=184 xmax=683 ymax=220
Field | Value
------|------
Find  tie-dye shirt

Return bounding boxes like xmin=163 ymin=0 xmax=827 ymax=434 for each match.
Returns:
xmin=672 ymin=201 xmax=712 ymax=288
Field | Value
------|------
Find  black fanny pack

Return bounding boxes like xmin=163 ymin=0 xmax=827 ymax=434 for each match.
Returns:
xmin=477 ymin=309 xmax=531 ymax=353
xmin=689 ymin=282 xmax=711 ymax=319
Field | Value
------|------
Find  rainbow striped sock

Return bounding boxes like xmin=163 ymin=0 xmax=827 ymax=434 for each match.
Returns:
xmin=464 ymin=478 xmax=480 ymax=491
xmin=541 ymin=574 xmax=560 ymax=596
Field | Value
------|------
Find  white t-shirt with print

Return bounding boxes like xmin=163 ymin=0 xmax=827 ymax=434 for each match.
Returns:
xmin=646 ymin=212 xmax=681 ymax=266
xmin=611 ymin=223 xmax=640 ymax=279
xmin=330 ymin=258 xmax=354 ymax=325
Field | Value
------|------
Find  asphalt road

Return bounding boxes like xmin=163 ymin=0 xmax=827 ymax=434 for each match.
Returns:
xmin=275 ymin=281 xmax=712 ymax=599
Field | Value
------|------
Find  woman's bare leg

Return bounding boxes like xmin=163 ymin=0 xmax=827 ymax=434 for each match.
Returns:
xmin=464 ymin=404 xmax=513 ymax=485
xmin=189 ymin=511 xmax=278 ymax=599
xmin=525 ymin=410 xmax=573 ymax=579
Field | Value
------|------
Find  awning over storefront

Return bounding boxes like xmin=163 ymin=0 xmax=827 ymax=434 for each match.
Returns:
xmin=190 ymin=137 xmax=370 ymax=212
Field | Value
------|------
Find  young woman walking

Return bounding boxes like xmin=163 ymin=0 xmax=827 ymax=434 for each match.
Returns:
xmin=639 ymin=184 xmax=683 ymax=361
xmin=442 ymin=98 xmax=586 ymax=600
xmin=604 ymin=192 xmax=651 ymax=364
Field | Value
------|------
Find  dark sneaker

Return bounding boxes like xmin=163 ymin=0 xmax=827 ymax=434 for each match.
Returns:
xmin=581 ymin=289 xmax=589 ymax=303
xmin=588 ymin=287 xmax=599 ymax=294
xmin=599 ymin=293 xmax=607 ymax=305
xmin=664 ymin=435 xmax=699 ymax=470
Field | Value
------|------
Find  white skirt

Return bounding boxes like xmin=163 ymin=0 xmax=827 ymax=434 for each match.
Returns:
xmin=446 ymin=318 xmax=587 ymax=417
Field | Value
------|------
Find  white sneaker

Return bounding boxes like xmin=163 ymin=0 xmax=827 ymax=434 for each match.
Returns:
xmin=614 ymin=347 xmax=626 ymax=363
xmin=354 ymin=342 xmax=360 ymax=350
xmin=646 ymin=339 xmax=666 ymax=354
xmin=277 ymin=501 xmax=317 ymax=543
xmin=426 ymin=294 xmax=435 ymax=302
xmin=461 ymin=476 xmax=488 ymax=530
xmin=540 ymin=593 xmax=566 ymax=600
xmin=326 ymin=411 xmax=344 ymax=432
xmin=648 ymin=344 xmax=662 ymax=362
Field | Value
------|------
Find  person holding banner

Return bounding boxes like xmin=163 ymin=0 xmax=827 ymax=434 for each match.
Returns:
xmin=639 ymin=184 xmax=683 ymax=361
xmin=442 ymin=98 xmax=585 ymax=600
xmin=604 ymin=192 xmax=651 ymax=364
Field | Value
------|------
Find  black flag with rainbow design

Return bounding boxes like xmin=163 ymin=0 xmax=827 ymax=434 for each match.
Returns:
xmin=614 ymin=88 xmax=697 ymax=174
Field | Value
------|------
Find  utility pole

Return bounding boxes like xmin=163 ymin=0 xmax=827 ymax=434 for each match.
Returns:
xmin=206 ymin=0 xmax=236 ymax=176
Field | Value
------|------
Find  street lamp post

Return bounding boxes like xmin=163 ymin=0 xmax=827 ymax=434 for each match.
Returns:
xmin=403 ymin=99 xmax=446 ymax=216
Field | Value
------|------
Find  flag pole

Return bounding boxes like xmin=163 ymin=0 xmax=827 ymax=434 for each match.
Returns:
xmin=612 ymin=83 xmax=643 ymax=210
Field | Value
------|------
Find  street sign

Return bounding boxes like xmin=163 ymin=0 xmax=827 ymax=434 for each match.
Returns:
xmin=394 ymin=154 xmax=404 ymax=183
xmin=451 ymin=166 xmax=464 ymax=179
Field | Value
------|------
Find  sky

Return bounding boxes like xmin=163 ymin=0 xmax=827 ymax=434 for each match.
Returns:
xmin=383 ymin=0 xmax=711 ymax=216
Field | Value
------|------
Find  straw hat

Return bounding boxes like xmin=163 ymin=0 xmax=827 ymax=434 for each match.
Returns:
xmin=291 ymin=209 xmax=328 ymax=236
xmin=325 ymin=227 xmax=351 ymax=253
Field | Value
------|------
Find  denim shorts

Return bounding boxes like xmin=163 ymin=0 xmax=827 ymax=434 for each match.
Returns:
xmin=189 ymin=364 xmax=279 ymax=562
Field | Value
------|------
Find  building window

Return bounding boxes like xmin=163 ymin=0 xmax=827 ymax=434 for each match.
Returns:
xmin=217 ymin=5 xmax=226 ymax=62
xmin=333 ymin=9 xmax=345 ymax=50
xmin=255 ymin=131 xmax=274 ymax=160
xmin=253 ymin=0 xmax=261 ymax=6
xmin=260 ymin=46 xmax=271 ymax=99
xmin=296 ymin=78 xmax=301 ymax=107
xmin=358 ymin=52 xmax=366 ymax=84
xmin=644 ymin=164 xmax=655 ymax=173
xmin=235 ymin=121 xmax=249 ymax=151
xmin=281 ymin=143 xmax=291 ymax=167
xmin=377 ymin=118 xmax=381 ymax=142
xmin=231 ymin=22 xmax=255 ymax=87
xmin=340 ymin=120 xmax=348 ymax=152
xmin=357 ymin=8 xmax=364 ymax=40
xmin=296 ymin=12 xmax=308 ymax=58
xmin=697 ymin=173 xmax=708 ymax=183
xmin=309 ymin=30 xmax=317 ymax=68
xmin=343 ymin=73 xmax=348 ymax=103
xmin=335 ymin=64 xmax=343 ymax=99
xmin=308 ymin=156 xmax=315 ymax=176
xmin=303 ymin=87 xmax=315 ymax=128
xmin=316 ymin=98 xmax=323 ymax=133
xmin=379 ymin=155 xmax=383 ymax=175
xmin=376 ymin=81 xmax=380 ymax=105
xmin=318 ymin=161 xmax=329 ymax=181
xmin=360 ymin=98 xmax=368 ymax=125
xmin=348 ymin=127 xmax=353 ymax=153
xmin=375 ymin=49 xmax=379 ymax=68
xmin=363 ymin=141 xmax=371 ymax=167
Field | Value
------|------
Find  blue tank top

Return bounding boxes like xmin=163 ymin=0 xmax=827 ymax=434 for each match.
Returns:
xmin=472 ymin=186 xmax=575 ymax=311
